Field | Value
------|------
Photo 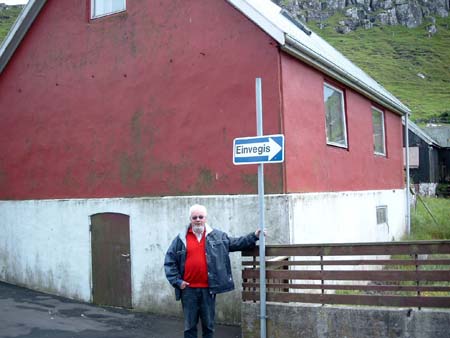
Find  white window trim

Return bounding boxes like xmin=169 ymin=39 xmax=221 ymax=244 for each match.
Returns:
xmin=372 ymin=107 xmax=386 ymax=156
xmin=324 ymin=83 xmax=348 ymax=148
xmin=90 ymin=0 xmax=126 ymax=20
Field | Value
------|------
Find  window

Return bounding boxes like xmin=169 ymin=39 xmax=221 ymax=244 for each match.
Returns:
xmin=91 ymin=0 xmax=126 ymax=19
xmin=372 ymin=107 xmax=386 ymax=156
xmin=376 ymin=206 xmax=388 ymax=224
xmin=324 ymin=83 xmax=347 ymax=148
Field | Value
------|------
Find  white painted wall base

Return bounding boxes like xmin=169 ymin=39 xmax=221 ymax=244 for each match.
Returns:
xmin=0 ymin=189 xmax=406 ymax=324
xmin=289 ymin=189 xmax=407 ymax=244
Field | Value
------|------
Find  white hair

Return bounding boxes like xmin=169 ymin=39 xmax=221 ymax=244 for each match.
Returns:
xmin=189 ymin=204 xmax=207 ymax=218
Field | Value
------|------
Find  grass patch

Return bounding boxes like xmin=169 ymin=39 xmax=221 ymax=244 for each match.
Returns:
xmin=406 ymin=196 xmax=450 ymax=240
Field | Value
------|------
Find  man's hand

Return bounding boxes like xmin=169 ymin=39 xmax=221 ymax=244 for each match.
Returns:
xmin=180 ymin=281 xmax=190 ymax=289
xmin=255 ymin=229 xmax=266 ymax=238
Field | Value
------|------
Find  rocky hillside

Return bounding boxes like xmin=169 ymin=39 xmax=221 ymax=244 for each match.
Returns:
xmin=273 ymin=0 xmax=449 ymax=34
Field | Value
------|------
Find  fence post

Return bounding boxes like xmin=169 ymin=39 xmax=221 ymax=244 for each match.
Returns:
xmin=321 ymin=254 xmax=324 ymax=306
xmin=415 ymin=253 xmax=421 ymax=310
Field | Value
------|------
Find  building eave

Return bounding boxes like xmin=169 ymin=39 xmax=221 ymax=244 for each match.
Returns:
xmin=283 ymin=35 xmax=410 ymax=117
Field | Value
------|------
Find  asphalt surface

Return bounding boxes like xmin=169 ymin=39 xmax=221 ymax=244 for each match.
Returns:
xmin=0 ymin=282 xmax=241 ymax=338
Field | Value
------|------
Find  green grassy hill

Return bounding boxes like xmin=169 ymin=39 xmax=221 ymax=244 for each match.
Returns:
xmin=0 ymin=5 xmax=23 ymax=43
xmin=1 ymin=5 xmax=449 ymax=123
xmin=308 ymin=15 xmax=450 ymax=124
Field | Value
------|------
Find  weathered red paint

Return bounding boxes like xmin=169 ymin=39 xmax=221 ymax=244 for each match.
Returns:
xmin=0 ymin=1 xmax=404 ymax=200
xmin=281 ymin=53 xmax=404 ymax=192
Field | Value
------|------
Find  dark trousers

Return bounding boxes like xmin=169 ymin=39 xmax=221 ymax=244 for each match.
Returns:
xmin=181 ymin=287 xmax=216 ymax=338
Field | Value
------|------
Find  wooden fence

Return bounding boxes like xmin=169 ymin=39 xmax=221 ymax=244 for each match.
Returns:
xmin=242 ymin=241 xmax=450 ymax=308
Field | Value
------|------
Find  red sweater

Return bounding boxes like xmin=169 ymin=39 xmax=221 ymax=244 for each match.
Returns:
xmin=183 ymin=228 xmax=208 ymax=288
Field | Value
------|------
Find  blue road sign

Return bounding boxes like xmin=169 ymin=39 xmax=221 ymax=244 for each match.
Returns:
xmin=233 ymin=134 xmax=284 ymax=165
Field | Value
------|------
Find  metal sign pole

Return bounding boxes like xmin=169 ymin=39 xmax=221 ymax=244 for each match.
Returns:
xmin=255 ymin=78 xmax=267 ymax=338
xmin=232 ymin=79 xmax=284 ymax=337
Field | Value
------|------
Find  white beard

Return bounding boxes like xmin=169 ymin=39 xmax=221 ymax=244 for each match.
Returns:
xmin=192 ymin=225 xmax=205 ymax=235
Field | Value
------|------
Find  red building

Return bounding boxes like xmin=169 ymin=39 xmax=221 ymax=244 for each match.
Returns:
xmin=0 ymin=0 xmax=410 ymax=322
xmin=0 ymin=0 xmax=408 ymax=199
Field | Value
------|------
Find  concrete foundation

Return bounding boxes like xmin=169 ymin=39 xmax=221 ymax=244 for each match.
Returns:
xmin=241 ymin=302 xmax=450 ymax=338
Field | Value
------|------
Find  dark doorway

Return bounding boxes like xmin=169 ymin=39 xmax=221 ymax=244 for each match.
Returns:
xmin=90 ymin=212 xmax=132 ymax=308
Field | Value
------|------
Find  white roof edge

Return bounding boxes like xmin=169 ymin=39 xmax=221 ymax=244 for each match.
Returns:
xmin=227 ymin=0 xmax=285 ymax=45
xmin=0 ymin=0 xmax=46 ymax=74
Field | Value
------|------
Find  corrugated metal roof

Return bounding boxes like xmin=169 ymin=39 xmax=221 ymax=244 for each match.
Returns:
xmin=423 ymin=126 xmax=450 ymax=148
xmin=403 ymin=117 xmax=441 ymax=148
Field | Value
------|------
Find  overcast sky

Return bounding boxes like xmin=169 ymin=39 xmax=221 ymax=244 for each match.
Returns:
xmin=3 ymin=0 xmax=28 ymax=4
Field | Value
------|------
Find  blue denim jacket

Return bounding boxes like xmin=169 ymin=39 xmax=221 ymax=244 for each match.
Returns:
xmin=164 ymin=224 xmax=258 ymax=300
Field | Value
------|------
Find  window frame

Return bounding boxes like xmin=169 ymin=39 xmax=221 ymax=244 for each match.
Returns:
xmin=372 ymin=106 xmax=386 ymax=156
xmin=90 ymin=0 xmax=126 ymax=20
xmin=323 ymin=82 xmax=348 ymax=149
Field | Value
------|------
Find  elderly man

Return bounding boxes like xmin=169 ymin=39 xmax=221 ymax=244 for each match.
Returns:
xmin=164 ymin=204 xmax=261 ymax=338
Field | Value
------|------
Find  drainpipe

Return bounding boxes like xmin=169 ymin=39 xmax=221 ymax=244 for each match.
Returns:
xmin=405 ymin=113 xmax=411 ymax=236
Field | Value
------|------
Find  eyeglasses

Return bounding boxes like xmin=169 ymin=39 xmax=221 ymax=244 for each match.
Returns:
xmin=191 ymin=215 xmax=205 ymax=220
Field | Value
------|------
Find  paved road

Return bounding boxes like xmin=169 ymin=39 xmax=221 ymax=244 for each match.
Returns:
xmin=0 ymin=282 xmax=241 ymax=338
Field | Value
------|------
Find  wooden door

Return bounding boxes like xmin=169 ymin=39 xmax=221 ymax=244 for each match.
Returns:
xmin=90 ymin=212 xmax=132 ymax=308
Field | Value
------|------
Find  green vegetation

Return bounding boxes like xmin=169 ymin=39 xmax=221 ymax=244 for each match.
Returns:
xmin=310 ymin=15 xmax=450 ymax=123
xmin=0 ymin=5 xmax=23 ymax=44
xmin=406 ymin=196 xmax=450 ymax=240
